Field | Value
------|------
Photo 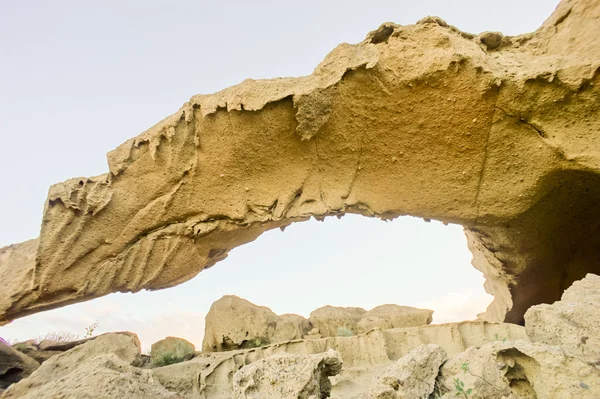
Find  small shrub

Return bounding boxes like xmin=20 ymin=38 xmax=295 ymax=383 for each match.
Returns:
xmin=35 ymin=331 xmax=80 ymax=343
xmin=336 ymin=326 xmax=355 ymax=337
xmin=85 ymin=321 xmax=99 ymax=337
xmin=152 ymin=352 xmax=186 ymax=367
xmin=240 ymin=336 xmax=270 ymax=349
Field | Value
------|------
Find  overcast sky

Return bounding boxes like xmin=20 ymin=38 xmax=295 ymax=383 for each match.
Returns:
xmin=0 ymin=0 xmax=560 ymax=349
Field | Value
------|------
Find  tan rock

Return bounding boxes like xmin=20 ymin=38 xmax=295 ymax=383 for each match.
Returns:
xmin=273 ymin=313 xmax=313 ymax=343
xmin=310 ymin=306 xmax=366 ymax=337
xmin=369 ymin=344 xmax=447 ymax=399
xmin=0 ymin=333 xmax=175 ymax=399
xmin=440 ymin=340 xmax=600 ymax=399
xmin=525 ymin=273 xmax=600 ymax=362
xmin=202 ymin=295 xmax=281 ymax=352
xmin=150 ymin=336 xmax=195 ymax=367
xmin=2 ymin=0 xmax=600 ymax=327
xmin=0 ymin=342 xmax=39 ymax=391
xmin=357 ymin=304 xmax=433 ymax=334
xmin=153 ymin=321 xmax=526 ymax=398
xmin=232 ymin=350 xmax=342 ymax=399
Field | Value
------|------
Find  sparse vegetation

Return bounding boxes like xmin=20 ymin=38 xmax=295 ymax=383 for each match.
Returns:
xmin=336 ymin=326 xmax=355 ymax=337
xmin=34 ymin=331 xmax=80 ymax=343
xmin=240 ymin=336 xmax=271 ymax=349
xmin=85 ymin=321 xmax=99 ymax=337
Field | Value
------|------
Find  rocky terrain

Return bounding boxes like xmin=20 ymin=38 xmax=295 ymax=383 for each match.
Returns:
xmin=1 ymin=0 xmax=599 ymax=396
xmin=1 ymin=273 xmax=599 ymax=398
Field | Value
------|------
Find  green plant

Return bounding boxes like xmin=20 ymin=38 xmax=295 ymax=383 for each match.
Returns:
xmin=452 ymin=362 xmax=473 ymax=398
xmin=152 ymin=352 xmax=185 ymax=367
xmin=453 ymin=377 xmax=472 ymax=398
xmin=240 ymin=336 xmax=271 ymax=349
xmin=336 ymin=326 xmax=355 ymax=337
xmin=85 ymin=321 xmax=99 ymax=337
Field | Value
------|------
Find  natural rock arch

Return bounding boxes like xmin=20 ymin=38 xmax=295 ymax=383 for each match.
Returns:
xmin=1 ymin=0 xmax=599 ymax=325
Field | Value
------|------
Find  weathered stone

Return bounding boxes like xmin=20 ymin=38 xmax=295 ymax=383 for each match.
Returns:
xmin=525 ymin=273 xmax=600 ymax=362
xmin=0 ymin=333 xmax=174 ymax=399
xmin=357 ymin=304 xmax=433 ymax=334
xmin=440 ymin=340 xmax=600 ymax=399
xmin=0 ymin=343 xmax=39 ymax=390
xmin=2 ymin=0 xmax=600 ymax=329
xmin=150 ymin=337 xmax=195 ymax=367
xmin=202 ymin=295 xmax=280 ymax=352
xmin=273 ymin=313 xmax=313 ymax=343
xmin=310 ymin=306 xmax=366 ymax=337
xmin=232 ymin=350 xmax=342 ymax=399
xmin=152 ymin=321 xmax=526 ymax=398
xmin=369 ymin=344 xmax=447 ymax=399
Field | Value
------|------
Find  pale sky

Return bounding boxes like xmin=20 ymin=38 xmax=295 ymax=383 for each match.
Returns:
xmin=0 ymin=0 xmax=560 ymax=350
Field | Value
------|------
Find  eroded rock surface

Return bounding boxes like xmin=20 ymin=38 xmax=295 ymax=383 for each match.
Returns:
xmin=369 ymin=344 xmax=447 ymax=399
xmin=357 ymin=304 xmax=433 ymax=334
xmin=1 ymin=0 xmax=600 ymax=330
xmin=202 ymin=295 xmax=311 ymax=352
xmin=0 ymin=343 xmax=39 ymax=391
xmin=0 ymin=333 xmax=174 ymax=399
xmin=525 ymin=273 xmax=600 ymax=362
xmin=440 ymin=340 xmax=600 ymax=399
xmin=232 ymin=350 xmax=342 ymax=399
xmin=309 ymin=306 xmax=366 ymax=338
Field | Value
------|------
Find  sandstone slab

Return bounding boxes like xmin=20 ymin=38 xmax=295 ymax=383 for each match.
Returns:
xmin=357 ymin=304 xmax=433 ymax=334
xmin=310 ymin=306 xmax=366 ymax=337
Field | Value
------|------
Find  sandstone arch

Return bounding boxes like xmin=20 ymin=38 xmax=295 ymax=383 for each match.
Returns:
xmin=1 ymin=0 xmax=599 ymax=325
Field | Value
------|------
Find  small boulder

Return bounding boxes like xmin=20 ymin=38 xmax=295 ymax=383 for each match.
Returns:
xmin=0 ymin=342 xmax=39 ymax=390
xmin=369 ymin=344 xmax=447 ymax=399
xmin=232 ymin=349 xmax=342 ymax=399
xmin=150 ymin=337 xmax=195 ymax=367
xmin=1 ymin=332 xmax=175 ymax=399
xmin=309 ymin=305 xmax=366 ymax=337
xmin=524 ymin=273 xmax=600 ymax=361
xmin=357 ymin=304 xmax=433 ymax=333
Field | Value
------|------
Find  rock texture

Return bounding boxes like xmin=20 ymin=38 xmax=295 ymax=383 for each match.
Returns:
xmin=2 ymin=0 xmax=600 ymax=330
xmin=202 ymin=295 xmax=311 ymax=352
xmin=232 ymin=350 xmax=342 ymax=399
xmin=0 ymin=343 xmax=39 ymax=391
xmin=150 ymin=337 xmax=195 ymax=366
xmin=309 ymin=306 xmax=366 ymax=338
xmin=357 ymin=304 xmax=433 ymax=334
xmin=525 ymin=272 xmax=600 ymax=362
xmin=0 ymin=333 xmax=174 ymax=399
xmin=369 ymin=344 xmax=447 ymax=399
xmin=440 ymin=340 xmax=600 ymax=399
xmin=153 ymin=321 xmax=526 ymax=398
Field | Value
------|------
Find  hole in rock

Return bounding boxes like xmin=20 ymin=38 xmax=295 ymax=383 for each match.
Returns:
xmin=0 ymin=215 xmax=493 ymax=350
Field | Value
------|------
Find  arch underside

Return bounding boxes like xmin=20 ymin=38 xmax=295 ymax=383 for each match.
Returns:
xmin=1 ymin=0 xmax=599 ymax=325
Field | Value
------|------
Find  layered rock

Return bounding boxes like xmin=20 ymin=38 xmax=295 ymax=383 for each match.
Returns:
xmin=356 ymin=304 xmax=433 ymax=334
xmin=525 ymin=273 xmax=600 ymax=362
xmin=1 ymin=0 xmax=600 ymax=325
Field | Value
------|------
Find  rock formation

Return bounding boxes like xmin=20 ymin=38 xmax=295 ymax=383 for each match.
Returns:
xmin=369 ymin=344 xmax=447 ymax=398
xmin=150 ymin=337 xmax=195 ymax=366
xmin=202 ymin=295 xmax=311 ymax=352
xmin=202 ymin=296 xmax=433 ymax=352
xmin=232 ymin=350 xmax=342 ymax=399
xmin=1 ymin=0 xmax=600 ymax=325
xmin=525 ymin=272 xmax=600 ymax=362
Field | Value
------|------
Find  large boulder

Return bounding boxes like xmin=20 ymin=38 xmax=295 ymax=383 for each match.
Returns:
xmin=150 ymin=337 xmax=195 ymax=367
xmin=440 ymin=340 xmax=600 ymax=399
xmin=0 ymin=343 xmax=39 ymax=391
xmin=357 ymin=304 xmax=433 ymax=333
xmin=203 ymin=295 xmax=280 ymax=352
xmin=309 ymin=306 xmax=366 ymax=337
xmin=0 ymin=333 xmax=175 ymax=399
xmin=369 ymin=344 xmax=447 ymax=399
xmin=525 ymin=273 xmax=600 ymax=361
xmin=232 ymin=350 xmax=342 ymax=399
xmin=203 ymin=296 xmax=312 ymax=352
